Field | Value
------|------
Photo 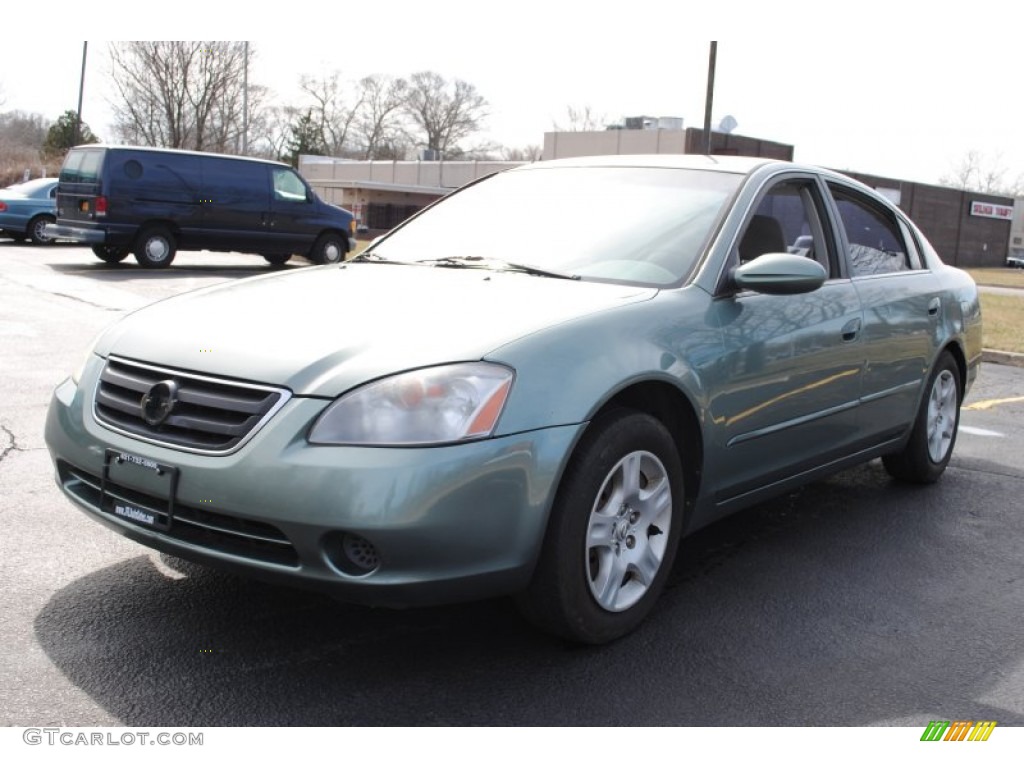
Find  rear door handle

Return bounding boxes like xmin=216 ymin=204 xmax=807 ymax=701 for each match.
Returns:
xmin=841 ymin=317 xmax=862 ymax=342
xmin=928 ymin=297 xmax=941 ymax=316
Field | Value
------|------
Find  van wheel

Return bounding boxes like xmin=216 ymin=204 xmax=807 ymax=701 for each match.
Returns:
xmin=92 ymin=245 xmax=130 ymax=263
xmin=134 ymin=227 xmax=177 ymax=268
xmin=28 ymin=215 xmax=55 ymax=245
xmin=309 ymin=232 xmax=347 ymax=264
xmin=262 ymin=253 xmax=291 ymax=265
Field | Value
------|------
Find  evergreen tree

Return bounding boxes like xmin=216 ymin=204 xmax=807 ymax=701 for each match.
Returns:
xmin=281 ymin=110 xmax=327 ymax=167
xmin=43 ymin=110 xmax=99 ymax=158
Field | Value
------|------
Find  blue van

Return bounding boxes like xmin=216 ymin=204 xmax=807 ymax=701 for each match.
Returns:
xmin=47 ymin=145 xmax=356 ymax=268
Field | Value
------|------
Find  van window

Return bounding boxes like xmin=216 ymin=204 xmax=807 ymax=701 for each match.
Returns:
xmin=60 ymin=148 xmax=106 ymax=184
xmin=272 ymin=169 xmax=308 ymax=202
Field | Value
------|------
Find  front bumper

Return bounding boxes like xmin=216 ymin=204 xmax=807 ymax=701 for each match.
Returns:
xmin=44 ymin=360 xmax=582 ymax=607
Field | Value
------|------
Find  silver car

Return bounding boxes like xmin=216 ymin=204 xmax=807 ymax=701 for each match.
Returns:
xmin=45 ymin=156 xmax=982 ymax=643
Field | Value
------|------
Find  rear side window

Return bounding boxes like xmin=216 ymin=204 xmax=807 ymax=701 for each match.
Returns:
xmin=60 ymin=149 xmax=105 ymax=184
xmin=828 ymin=184 xmax=911 ymax=276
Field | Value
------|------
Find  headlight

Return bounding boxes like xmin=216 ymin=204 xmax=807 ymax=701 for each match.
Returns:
xmin=71 ymin=332 xmax=107 ymax=385
xmin=308 ymin=363 xmax=514 ymax=446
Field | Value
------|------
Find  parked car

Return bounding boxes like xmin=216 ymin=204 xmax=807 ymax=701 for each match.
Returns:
xmin=0 ymin=177 xmax=58 ymax=244
xmin=1007 ymin=253 xmax=1024 ymax=269
xmin=45 ymin=155 xmax=982 ymax=644
xmin=45 ymin=145 xmax=356 ymax=267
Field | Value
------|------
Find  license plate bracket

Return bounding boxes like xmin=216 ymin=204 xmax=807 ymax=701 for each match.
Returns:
xmin=100 ymin=449 xmax=179 ymax=531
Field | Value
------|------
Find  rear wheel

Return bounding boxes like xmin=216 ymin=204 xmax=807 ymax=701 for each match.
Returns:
xmin=134 ymin=226 xmax=177 ymax=268
xmin=262 ymin=253 xmax=291 ymax=265
xmin=92 ymin=245 xmax=130 ymax=263
xmin=518 ymin=409 xmax=684 ymax=644
xmin=28 ymin=215 xmax=55 ymax=245
xmin=883 ymin=351 xmax=961 ymax=483
xmin=309 ymin=232 xmax=347 ymax=265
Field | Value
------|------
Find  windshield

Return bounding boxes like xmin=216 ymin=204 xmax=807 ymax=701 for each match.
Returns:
xmin=368 ymin=166 xmax=741 ymax=287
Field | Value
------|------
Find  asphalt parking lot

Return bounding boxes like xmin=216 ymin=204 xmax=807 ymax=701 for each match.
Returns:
xmin=1 ymin=241 xmax=1023 ymax=726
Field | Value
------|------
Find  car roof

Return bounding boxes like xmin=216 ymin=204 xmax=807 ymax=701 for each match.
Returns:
xmin=515 ymin=154 xmax=777 ymax=175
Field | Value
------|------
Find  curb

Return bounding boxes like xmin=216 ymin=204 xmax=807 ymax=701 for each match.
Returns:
xmin=982 ymin=349 xmax=1024 ymax=368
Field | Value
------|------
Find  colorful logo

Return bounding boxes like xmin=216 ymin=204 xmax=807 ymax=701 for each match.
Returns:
xmin=920 ymin=720 xmax=997 ymax=742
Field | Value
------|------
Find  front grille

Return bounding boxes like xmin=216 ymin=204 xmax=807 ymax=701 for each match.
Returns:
xmin=94 ymin=356 xmax=290 ymax=454
xmin=58 ymin=461 xmax=299 ymax=567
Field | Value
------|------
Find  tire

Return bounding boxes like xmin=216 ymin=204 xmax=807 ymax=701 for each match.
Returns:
xmin=882 ymin=351 xmax=961 ymax=484
xmin=262 ymin=253 xmax=291 ymax=265
xmin=28 ymin=214 xmax=55 ymax=245
xmin=518 ymin=409 xmax=684 ymax=644
xmin=309 ymin=232 xmax=347 ymax=265
xmin=92 ymin=245 xmax=130 ymax=263
xmin=133 ymin=226 xmax=177 ymax=268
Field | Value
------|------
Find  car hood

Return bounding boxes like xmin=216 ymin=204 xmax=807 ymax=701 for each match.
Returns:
xmin=96 ymin=263 xmax=657 ymax=397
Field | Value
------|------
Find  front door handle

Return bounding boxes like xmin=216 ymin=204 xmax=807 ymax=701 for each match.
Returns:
xmin=841 ymin=317 xmax=862 ymax=342
xmin=928 ymin=297 xmax=941 ymax=316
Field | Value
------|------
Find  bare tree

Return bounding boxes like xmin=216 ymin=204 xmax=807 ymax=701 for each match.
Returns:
xmin=940 ymin=149 xmax=1024 ymax=196
xmin=109 ymin=41 xmax=255 ymax=153
xmin=0 ymin=110 xmax=49 ymax=184
xmin=354 ymin=74 xmax=407 ymax=159
xmin=501 ymin=144 xmax=542 ymax=162
xmin=248 ymin=104 xmax=295 ymax=161
xmin=299 ymin=72 xmax=362 ymax=157
xmin=403 ymin=71 xmax=487 ymax=156
xmin=553 ymin=105 xmax=607 ymax=132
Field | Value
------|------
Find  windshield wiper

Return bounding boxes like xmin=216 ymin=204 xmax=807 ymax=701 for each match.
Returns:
xmin=352 ymin=252 xmax=416 ymax=265
xmin=416 ymin=255 xmax=580 ymax=280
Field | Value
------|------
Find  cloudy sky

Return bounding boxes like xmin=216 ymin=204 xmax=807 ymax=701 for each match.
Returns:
xmin=3 ymin=1 xmax=1022 ymax=187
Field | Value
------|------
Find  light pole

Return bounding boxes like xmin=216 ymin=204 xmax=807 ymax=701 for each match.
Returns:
xmin=76 ymin=42 xmax=88 ymax=146
xmin=703 ymin=41 xmax=717 ymax=155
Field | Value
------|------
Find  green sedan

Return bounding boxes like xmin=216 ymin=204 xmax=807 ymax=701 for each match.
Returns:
xmin=44 ymin=155 xmax=982 ymax=644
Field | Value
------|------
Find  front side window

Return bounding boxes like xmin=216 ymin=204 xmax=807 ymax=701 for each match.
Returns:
xmin=828 ymin=184 xmax=911 ymax=277
xmin=735 ymin=178 xmax=835 ymax=277
xmin=367 ymin=166 xmax=742 ymax=287
xmin=273 ymin=169 xmax=309 ymax=202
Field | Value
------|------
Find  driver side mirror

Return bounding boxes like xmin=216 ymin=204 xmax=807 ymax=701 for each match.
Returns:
xmin=732 ymin=252 xmax=828 ymax=295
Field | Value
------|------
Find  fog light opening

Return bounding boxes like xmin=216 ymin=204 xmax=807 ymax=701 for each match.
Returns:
xmin=324 ymin=531 xmax=381 ymax=576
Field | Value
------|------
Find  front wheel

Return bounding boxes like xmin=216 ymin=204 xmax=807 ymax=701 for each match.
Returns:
xmin=28 ymin=215 xmax=55 ymax=245
xmin=134 ymin=226 xmax=177 ymax=268
xmin=518 ymin=409 xmax=684 ymax=644
xmin=262 ymin=253 xmax=291 ymax=266
xmin=882 ymin=351 xmax=961 ymax=483
xmin=308 ymin=232 xmax=347 ymax=265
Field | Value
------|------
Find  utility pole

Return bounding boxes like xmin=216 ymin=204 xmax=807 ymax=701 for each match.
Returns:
xmin=242 ymin=41 xmax=249 ymax=155
xmin=703 ymin=41 xmax=717 ymax=155
xmin=76 ymin=42 xmax=88 ymax=146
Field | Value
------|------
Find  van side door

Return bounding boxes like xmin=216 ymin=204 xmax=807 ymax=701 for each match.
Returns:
xmin=198 ymin=157 xmax=271 ymax=254
xmin=267 ymin=168 xmax=320 ymax=255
